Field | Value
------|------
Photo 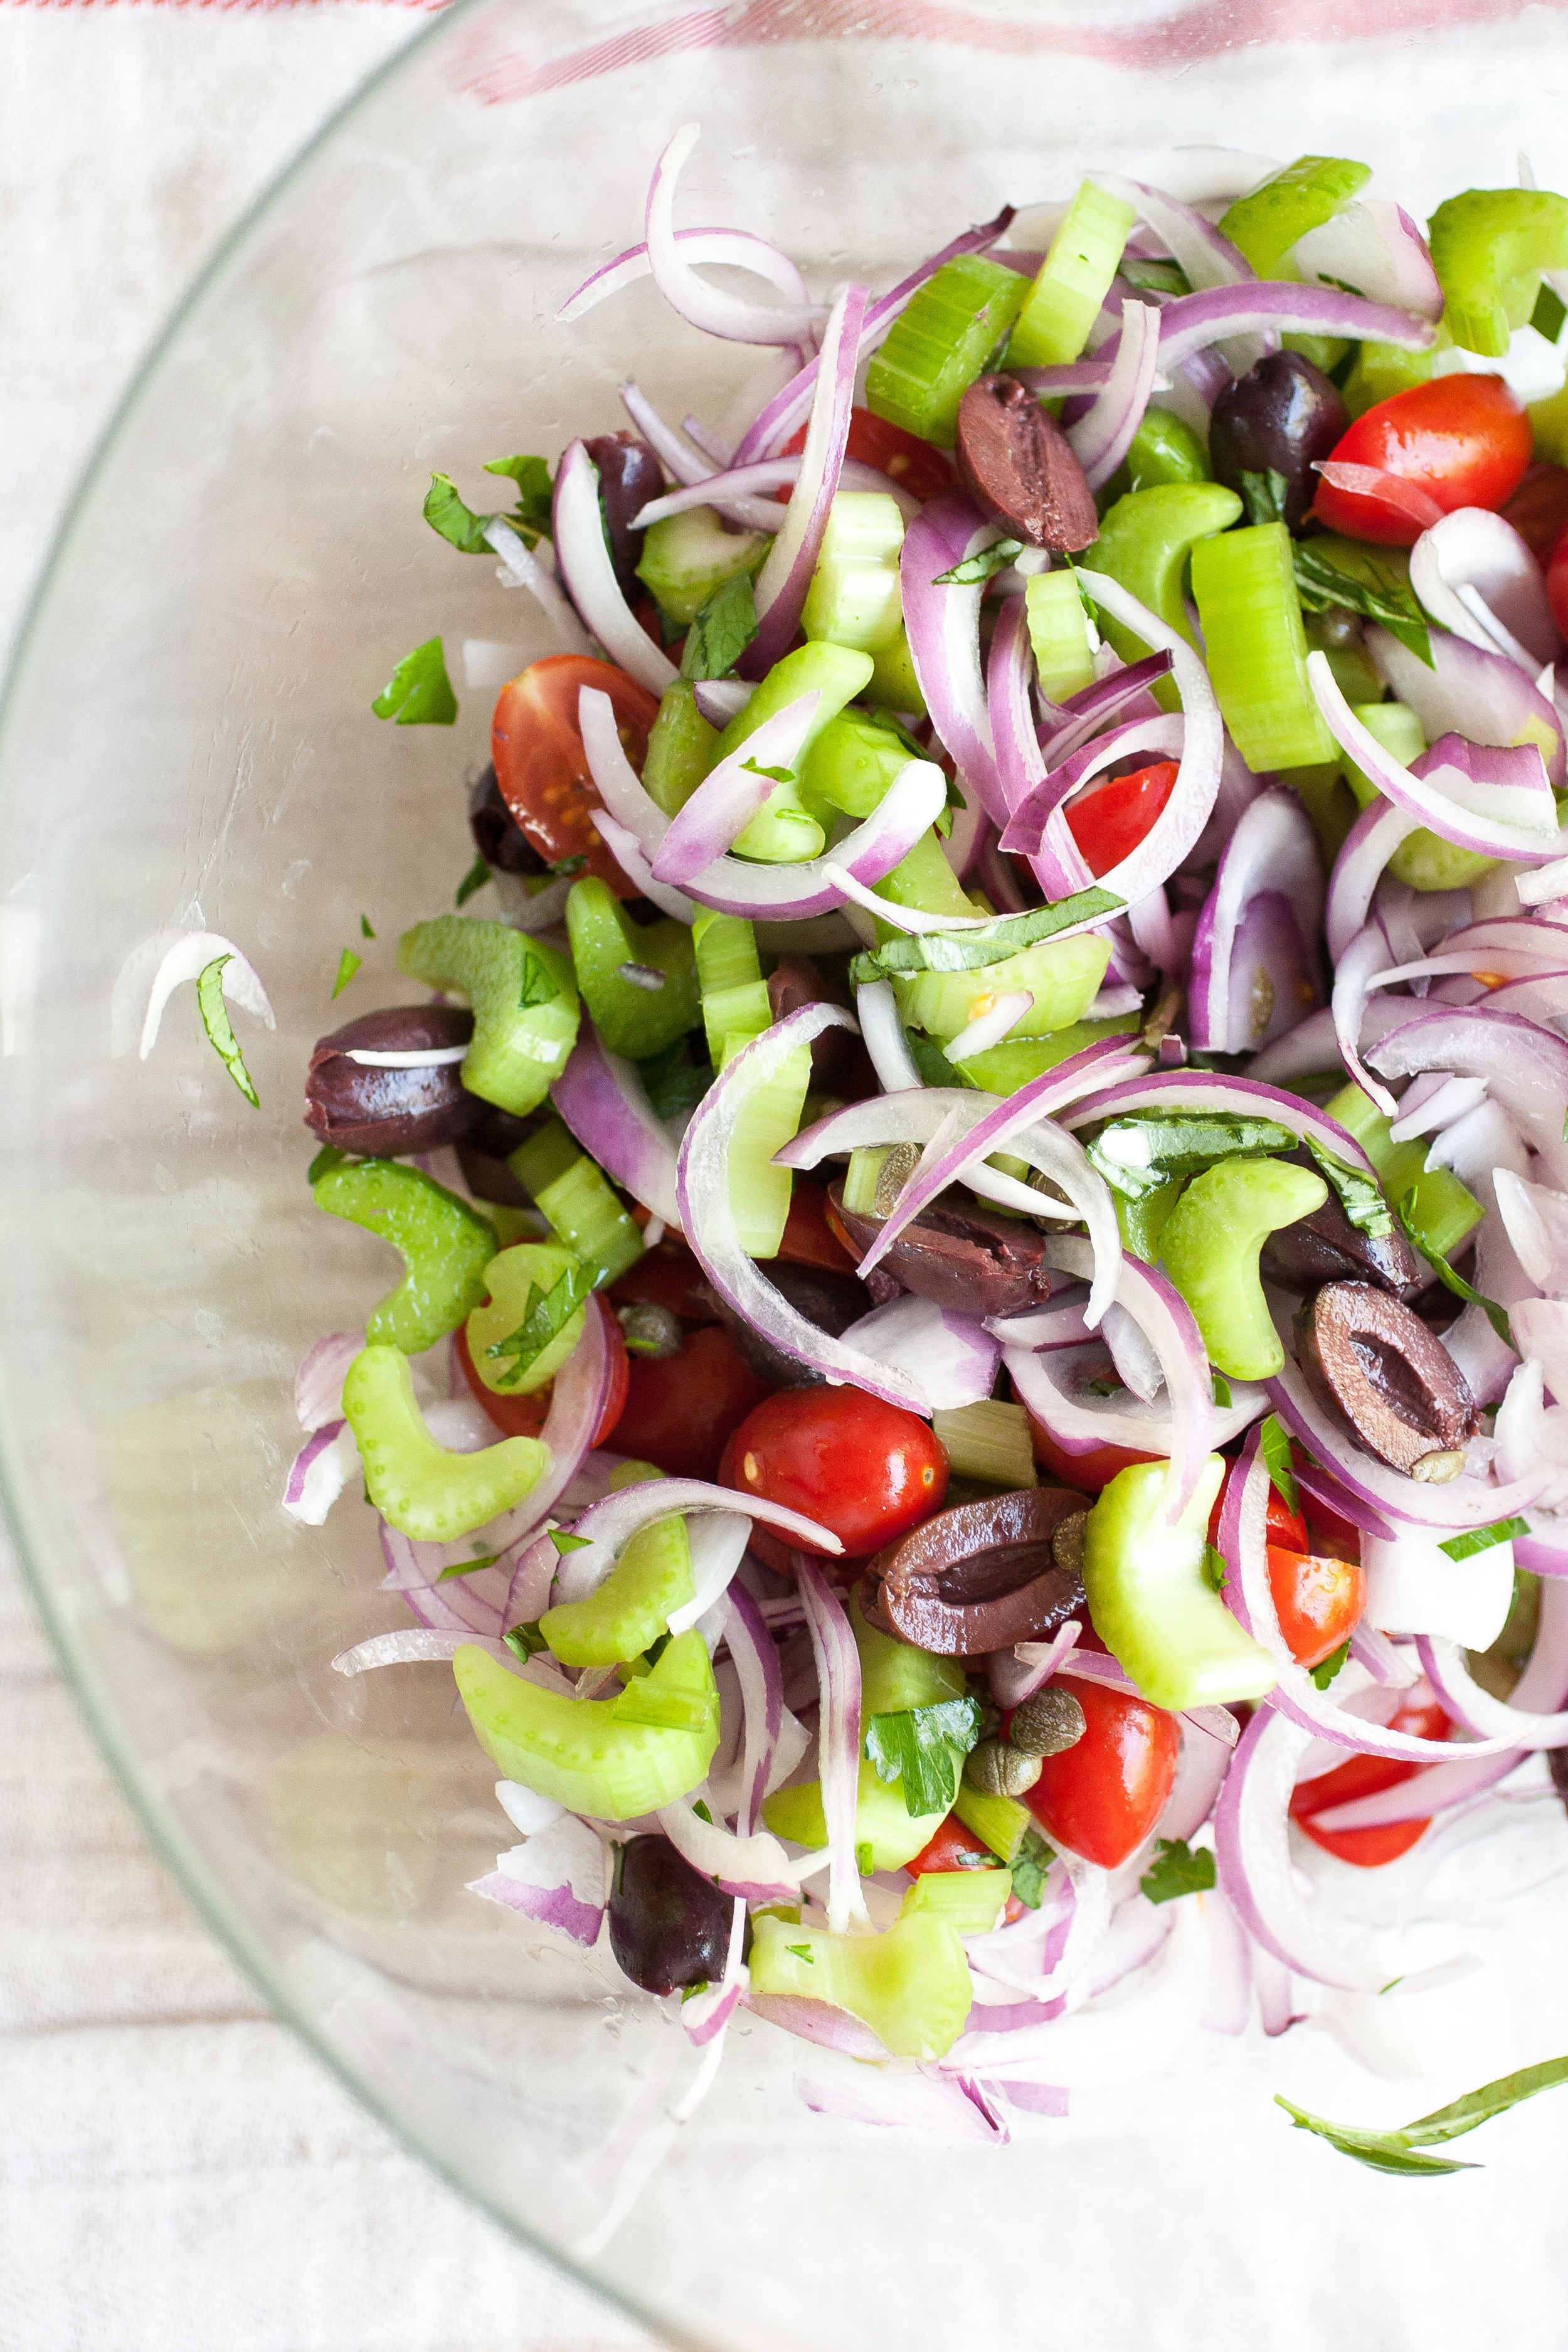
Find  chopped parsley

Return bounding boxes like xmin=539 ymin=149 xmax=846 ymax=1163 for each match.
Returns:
xmin=1303 ymin=1135 xmax=1394 ymax=1240
xmin=1009 ymin=1827 xmax=1054 ymax=1910
xmin=455 ymin=855 xmax=490 ymax=908
xmin=331 ymin=947 xmax=362 ymax=1000
xmin=1236 ymin=468 xmax=1293 ymax=528
xmin=484 ymin=1262 xmax=594 ymax=1389
xmin=548 ymin=1528 xmax=593 ymax=1555
xmin=438 ymin=1552 xmax=500 ymax=1581
xmin=371 ymin=635 xmax=457 ymax=726
xmin=1439 ymin=1516 xmax=1530 ymax=1562
xmin=849 ymin=885 xmax=1123 ymax=983
xmin=1086 ymin=1110 xmax=1296 ymax=1200
xmin=423 ymin=455 xmax=554 ymax=554
xmin=1396 ymin=1188 xmax=1513 ymax=1346
xmin=1258 ymin=1412 xmax=1300 ymax=1519
xmin=679 ymin=571 xmax=758 ymax=680
xmin=863 ymin=1695 xmax=985 ymax=1818
xmin=519 ymin=953 xmax=559 ymax=1010
xmin=1140 ymin=1836 xmax=1217 ymax=1905
xmin=196 ymin=955 xmax=260 ymax=1108
xmin=741 ymin=756 xmax=796 ymax=784
xmin=502 ymin=1622 xmax=548 ymax=1661
xmin=1293 ymin=539 xmax=1434 ymax=669
xmin=933 ymin=537 xmax=1023 ymax=586
xmin=1311 ymin=1639 xmax=1352 ymax=1690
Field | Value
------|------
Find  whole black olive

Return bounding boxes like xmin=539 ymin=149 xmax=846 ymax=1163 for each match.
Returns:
xmin=456 ymin=1102 xmax=547 ymax=1206
xmin=703 ymin=1260 xmax=871 ymax=1389
xmin=1208 ymin=351 xmax=1350 ymax=536
xmin=469 ymin=764 xmax=549 ymax=876
xmin=1259 ymin=1150 xmax=1417 ymax=1294
xmin=304 ymin=1004 xmax=482 ymax=1158
xmin=608 ymin=1832 xmax=733 ymax=1995
xmin=584 ymin=432 xmax=665 ymax=600
xmin=829 ymin=1180 xmax=1053 ymax=1320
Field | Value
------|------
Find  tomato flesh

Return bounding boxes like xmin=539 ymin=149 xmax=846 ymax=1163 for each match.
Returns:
xmin=906 ymin=1817 xmax=997 ymax=1875
xmin=611 ymin=1322 xmax=770 ymax=1482
xmin=491 ymin=654 xmax=660 ymax=896
xmin=1207 ymin=1462 xmax=1310 ymax=1556
xmin=777 ymin=1179 xmax=859 ymax=1276
xmin=1064 ymin=760 xmax=1180 ymax=880
xmin=1291 ymin=1688 xmax=1449 ymax=1867
xmin=1311 ymin=374 xmax=1533 ymax=546
xmin=783 ymin=407 xmax=956 ymax=504
xmin=1025 ymin=1678 xmax=1180 ymax=1868
xmin=721 ymin=1385 xmax=948 ymax=1557
xmin=1505 ymin=462 xmax=1568 ymax=568
xmin=1027 ymin=1412 xmax=1155 ymax=1495
xmin=457 ymin=1295 xmax=628 ymax=1448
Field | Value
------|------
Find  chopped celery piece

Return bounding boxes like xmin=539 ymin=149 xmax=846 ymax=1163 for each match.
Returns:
xmin=397 ymin=915 xmax=579 ymax=1116
xmin=1116 ymin=1175 xmax=1185 ymax=1265
xmin=1091 ymin=484 xmax=1243 ymax=696
xmin=800 ymin=710 xmax=911 ymax=820
xmin=1303 ymin=615 xmax=1384 ymax=711
xmin=1286 ymin=759 xmax=1360 ymax=866
xmin=865 ymin=626 xmax=927 ymax=718
xmin=931 ymin=1401 xmax=1037 ymax=1490
xmin=635 ymin=505 xmax=767 ymax=624
xmin=1190 ymin=522 xmax=1335 ymax=772
xmin=953 ymin=1781 xmax=1037 ymax=1865
xmin=728 ymin=1041 xmax=812 ymax=1258
xmin=763 ymin=1759 xmax=950 ymax=1870
xmin=453 ymin=1629 xmax=719 ymax=1820
xmin=842 ymin=1145 xmax=892 ymax=1217
xmin=900 ymin=1868 xmax=1012 ymax=1935
xmin=693 ymin=909 xmax=771 ymax=1068
xmin=1340 ymin=704 xmax=1496 ymax=891
xmin=312 ymin=1158 xmax=497 ymax=1355
xmin=465 ymin=1242 xmax=587 ymax=1397
xmin=1160 ymin=1157 xmax=1329 ymax=1379
xmin=344 ymin=1346 xmax=548 ymax=1540
xmin=1007 ymin=179 xmax=1136 ymax=369
xmin=1530 ymin=379 xmax=1568 ymax=465
xmin=1429 ymin=188 xmax=1568 ymax=359
xmin=852 ymin=1587 xmax=968 ymax=1714
xmin=800 ymin=492 xmax=906 ymax=651
xmin=564 ymin=875 xmax=700 ymax=1055
xmin=1325 ymin=1083 xmax=1483 ymax=1261
xmin=1085 ymin=1456 xmax=1276 ymax=1711
xmin=874 ymin=827 xmax=977 ymax=920
xmin=1219 ymin=154 xmax=1372 ymax=278
xmin=1025 ymin=569 xmax=1097 ymax=702
xmin=712 ymin=641 xmax=873 ymax=862
xmin=642 ymin=680 xmax=718 ymax=817
xmin=955 ymin=1015 xmax=1138 ymax=1091
xmin=539 ymin=1507 xmax=694 ymax=1669
xmin=894 ymin=928 xmax=1111 ymax=1042
xmin=866 ymin=253 xmax=1030 ymax=445
xmin=509 ymin=1117 xmax=643 ymax=1286
xmin=748 ymin=1910 xmax=973 ymax=2060
xmin=1343 ymin=338 xmax=1434 ymax=418
xmin=731 ymin=781 xmax=826 ymax=865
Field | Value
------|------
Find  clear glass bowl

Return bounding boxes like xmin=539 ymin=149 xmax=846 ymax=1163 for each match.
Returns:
xmin=5 ymin=4 xmax=1568 ymax=2344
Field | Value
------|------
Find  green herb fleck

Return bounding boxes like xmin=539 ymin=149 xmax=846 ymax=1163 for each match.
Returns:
xmin=1303 ymin=1136 xmax=1394 ymax=1241
xmin=1140 ymin=1836 xmax=1217 ymax=1905
xmin=1009 ymin=1827 xmax=1054 ymax=1910
xmin=503 ymin=1622 xmax=548 ymax=1661
xmin=307 ymin=1143 xmax=351 ymax=1186
xmin=864 ymin=1696 xmax=985 ymax=1818
xmin=548 ymin=1528 xmax=593 ymax=1555
xmin=1200 ymin=1544 xmax=1229 ymax=1594
xmin=785 ymin=1944 xmax=815 ymax=1963
xmin=438 ymin=1552 xmax=500 ymax=1581
xmin=423 ymin=474 xmax=500 ymax=555
xmin=372 ymin=635 xmax=457 ymax=726
xmin=551 ymin=854 xmax=590 ymax=879
xmin=455 ymin=855 xmax=490 ymax=908
xmin=360 ymin=914 xmax=376 ymax=939
xmin=1086 ymin=1111 xmax=1296 ymax=1200
xmin=680 ymin=571 xmax=759 ymax=681
xmin=1237 ymin=468 xmax=1292 ymax=528
xmin=482 ymin=454 xmax=554 ymax=546
xmin=1312 ymin=1639 xmax=1352 ymax=1690
xmin=485 ymin=1263 xmax=594 ymax=1389
xmin=1212 ymin=1371 xmax=1232 ymax=1408
xmin=636 ymin=1041 xmax=715 ymax=1121
xmin=741 ymin=756 xmax=796 ymax=784
xmin=195 ymin=955 xmax=260 ymax=1108
xmin=856 ymin=1842 xmax=876 ymax=1877
xmin=332 ymin=948 xmax=363 ymax=1000
xmin=519 ymin=955 xmax=559 ymax=1010
xmin=423 ymin=457 xmax=553 ymax=555
xmin=1439 ymin=1515 xmax=1530 ymax=1563
xmin=1259 ymin=1412 xmax=1299 ymax=1519
xmin=1293 ymin=541 xmax=1433 ymax=669
xmin=1396 ymin=1189 xmax=1513 ymax=1347
xmin=933 ymin=538 xmax=1023 ymax=586
xmin=1276 ymin=2053 xmax=1568 ymax=2176
xmin=848 ymin=885 xmax=1123 ymax=983
xmin=693 ymin=1799 xmax=713 ymax=1825
xmin=681 ymin=1979 xmax=711 ymax=2003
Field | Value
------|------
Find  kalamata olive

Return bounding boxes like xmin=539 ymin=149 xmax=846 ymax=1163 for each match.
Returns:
xmin=766 ymin=955 xmax=868 ymax=1091
xmin=608 ymin=1832 xmax=733 ymax=1995
xmin=584 ymin=432 xmax=665 ymax=600
xmin=702 ymin=1261 xmax=871 ymax=1391
xmin=455 ymin=1103 xmax=547 ymax=1206
xmin=862 ymin=1485 xmax=1089 ymax=1655
xmin=1259 ymin=1150 xmax=1417 ymax=1294
xmin=469 ymin=763 xmax=549 ymax=876
xmin=955 ymin=374 xmax=1099 ymax=552
xmin=1007 ymin=1683 xmax=1086 ymax=1759
xmin=304 ymin=1005 xmax=482 ymax=1158
xmin=1208 ymin=351 xmax=1350 ymax=536
xmin=1295 ymin=1281 xmax=1478 ymax=1479
xmin=829 ymin=1181 xmax=1054 ymax=1320
xmin=965 ymin=1737 xmax=1042 ymax=1797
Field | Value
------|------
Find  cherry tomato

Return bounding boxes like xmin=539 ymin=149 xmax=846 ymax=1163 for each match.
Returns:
xmin=721 ymin=1385 xmax=949 ymax=1557
xmin=782 ymin=407 xmax=956 ymax=503
xmin=611 ymin=1322 xmax=770 ymax=1481
xmin=1504 ymin=461 xmax=1568 ymax=568
xmin=1310 ymin=375 xmax=1533 ymax=546
xmin=1291 ymin=1687 xmax=1450 ymax=1867
xmin=906 ymin=1816 xmax=997 ymax=1875
xmin=608 ymin=1238 xmax=718 ymax=1326
xmin=491 ymin=655 xmax=659 ymax=897
xmin=1025 ymin=1677 xmax=1180 ymax=1869
xmin=1064 ymin=760 xmax=1179 ymax=880
xmin=1207 ymin=1461 xmax=1310 ymax=1556
xmin=1026 ymin=1412 xmax=1155 ymax=1495
xmin=777 ymin=1180 xmax=859 ymax=1276
xmin=1266 ymin=1544 xmax=1365 ymax=1671
xmin=457 ymin=1295 xmax=628 ymax=1447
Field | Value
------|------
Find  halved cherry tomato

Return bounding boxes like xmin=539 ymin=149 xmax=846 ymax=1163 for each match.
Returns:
xmin=777 ymin=1180 xmax=859 ymax=1276
xmin=782 ymin=407 xmax=956 ymax=504
xmin=721 ymin=1384 xmax=948 ymax=1557
xmin=1207 ymin=1460 xmax=1310 ymax=1556
xmin=906 ymin=1816 xmax=997 ymax=1875
xmin=1266 ymin=1544 xmax=1365 ymax=1671
xmin=608 ymin=1237 xmax=719 ymax=1326
xmin=1505 ymin=461 xmax=1568 ymax=568
xmin=1291 ymin=1686 xmax=1450 ymax=1867
xmin=491 ymin=655 xmax=660 ymax=897
xmin=1310 ymin=374 xmax=1533 ymax=547
xmin=611 ymin=1322 xmax=770 ymax=1481
xmin=1064 ymin=760 xmax=1179 ymax=880
xmin=1026 ymin=1412 xmax=1156 ymax=1495
xmin=1025 ymin=1677 xmax=1180 ymax=1869
xmin=457 ymin=1295 xmax=628 ymax=1447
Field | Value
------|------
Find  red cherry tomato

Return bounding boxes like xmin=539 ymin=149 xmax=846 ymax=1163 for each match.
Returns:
xmin=1207 ymin=1460 xmax=1310 ymax=1556
xmin=906 ymin=1816 xmax=997 ymax=1875
xmin=457 ymin=1295 xmax=628 ymax=1447
xmin=608 ymin=1239 xmax=719 ymax=1326
xmin=1291 ymin=1687 xmax=1450 ymax=1867
xmin=1064 ymin=760 xmax=1180 ymax=880
xmin=1026 ymin=1412 xmax=1155 ymax=1495
xmin=611 ymin=1322 xmax=770 ymax=1481
xmin=1266 ymin=1544 xmax=1366 ymax=1671
xmin=1504 ymin=461 xmax=1568 ymax=568
xmin=1025 ymin=1677 xmax=1180 ymax=1869
xmin=1310 ymin=374 xmax=1533 ymax=547
xmin=777 ymin=1180 xmax=860 ymax=1276
xmin=721 ymin=1385 xmax=949 ymax=1557
xmin=491 ymin=655 xmax=659 ymax=897
xmin=782 ymin=407 xmax=956 ymax=503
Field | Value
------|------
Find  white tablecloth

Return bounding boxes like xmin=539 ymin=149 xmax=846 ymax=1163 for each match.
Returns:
xmin=0 ymin=13 xmax=651 ymax=2346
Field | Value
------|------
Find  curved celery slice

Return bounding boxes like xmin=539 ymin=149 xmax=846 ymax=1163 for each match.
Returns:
xmin=1189 ymin=521 xmax=1335 ymax=773
xmin=953 ymin=1781 xmax=1036 ymax=1865
xmin=1219 ymin=154 xmax=1371 ymax=279
xmin=1092 ymin=484 xmax=1244 ymax=664
xmin=508 ymin=1117 xmax=644 ymax=1288
xmin=1118 ymin=407 xmax=1211 ymax=490
xmin=1025 ymin=569 xmax=1097 ymax=703
xmin=864 ymin=627 xmax=926 ymax=718
xmin=564 ymin=875 xmax=700 ymax=1057
xmin=343 ymin=1345 xmax=549 ymax=1539
xmin=397 ymin=914 xmax=579 ymax=1116
xmin=313 ymin=1158 xmax=497 ymax=1353
xmin=1007 ymin=178 xmax=1136 ymax=369
xmin=901 ymin=1867 xmax=1012 ymax=1936
xmin=1159 ymin=1156 xmax=1328 ymax=1379
xmin=800 ymin=711 xmax=910 ymax=820
xmin=851 ymin=1587 xmax=966 ymax=1714
xmin=894 ymin=928 xmax=1111 ymax=1042
xmin=465 ymin=1242 xmax=587 ymax=1397
xmin=1429 ymin=187 xmax=1568 ymax=359
xmin=713 ymin=641 xmax=874 ymax=863
xmin=453 ymin=1631 xmax=719 ymax=1819
xmin=643 ymin=680 xmax=719 ymax=818
xmin=955 ymin=1014 xmax=1137 ymax=1092
xmin=1084 ymin=1456 xmax=1276 ymax=1712
xmin=866 ymin=253 xmax=1029 ymax=445
xmin=539 ymin=1509 xmax=694 ymax=1670
xmin=764 ymin=1760 xmax=948 ymax=1872
xmin=636 ymin=506 xmax=768 ymax=624
xmin=801 ymin=492 xmax=906 ymax=652
xmin=748 ymin=1910 xmax=973 ymax=2060
xmin=1324 ymin=1083 xmax=1482 ymax=1263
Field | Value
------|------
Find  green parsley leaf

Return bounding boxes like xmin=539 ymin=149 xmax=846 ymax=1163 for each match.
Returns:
xmin=1212 ymin=1371 xmax=1232 ymax=1408
xmin=785 ymin=1944 xmax=815 ymax=1963
xmin=855 ymin=1842 xmax=876 ymax=1877
xmin=455 ymin=855 xmax=490 ymax=908
xmin=679 ymin=572 xmax=759 ymax=681
xmin=482 ymin=454 xmax=554 ymax=546
xmin=1303 ymin=1135 xmax=1394 ymax=1240
xmin=1396 ymin=1189 xmax=1513 ymax=1347
xmin=848 ymin=885 xmax=1124 ymax=983
xmin=519 ymin=954 xmax=559 ymax=1010
xmin=862 ymin=706 xmax=930 ymax=764
xmin=1275 ymin=2097 xmax=1478 ymax=2177
xmin=331 ymin=947 xmax=363 ymax=1000
xmin=1293 ymin=541 xmax=1434 ymax=669
xmin=1119 ymin=257 xmax=1192 ymax=297
xmin=1237 ymin=468 xmax=1291 ymax=527
xmin=933 ymin=538 xmax=1024 ymax=586
xmin=741 ymin=756 xmax=796 ymax=784
xmin=1311 ymin=1638 xmax=1352 ymax=1689
xmin=1533 ymin=280 xmax=1568 ymax=342
xmin=484 ymin=1262 xmax=594 ymax=1389
xmin=551 ymin=854 xmax=590 ymax=879
xmin=503 ymin=1622 xmax=548 ymax=1661
xmin=1009 ymin=1827 xmax=1054 ymax=1910
xmin=423 ymin=473 xmax=500 ymax=555
xmin=1439 ymin=1515 xmax=1530 ymax=1563
xmin=1086 ymin=1111 xmax=1296 ymax=1200
xmin=548 ymin=1529 xmax=593 ymax=1555
xmin=1140 ymin=1836 xmax=1217 ymax=1905
xmin=681 ymin=1979 xmax=711 ymax=2002
xmin=864 ymin=1696 xmax=985 ymax=1818
xmin=360 ymin=914 xmax=376 ymax=939
xmin=438 ymin=1552 xmax=500 ymax=1581
xmin=371 ymin=636 xmax=457 ymax=726
xmin=1200 ymin=1544 xmax=1229 ymax=1594
xmin=1258 ymin=1412 xmax=1299 ymax=1519
xmin=195 ymin=954 xmax=261 ymax=1109
xmin=694 ymin=1799 xmax=713 ymax=1825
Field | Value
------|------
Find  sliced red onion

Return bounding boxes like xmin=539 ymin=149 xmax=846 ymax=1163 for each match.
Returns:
xmin=1198 ymin=1884 xmax=1253 ymax=2037
xmin=666 ymin=1512 xmax=753 ymax=1641
xmin=1002 ymin=712 xmax=1186 ymax=857
xmin=634 ymin=455 xmax=916 ymax=532
xmin=1313 ymin=462 xmax=1444 ymax=531
xmin=1213 ymin=1705 xmax=1388 ymax=1991
xmin=1155 ymin=1717 xmax=1234 ymax=1846
xmin=795 ymin=1557 xmax=866 ymax=1934
xmin=345 ymin=1045 xmax=469 ymax=1070
xmin=1332 ymin=923 xmax=1401 ymax=1116
xmin=1365 ymin=620 xmax=1566 ymax=790
xmin=644 ymin=127 xmax=824 ymax=346
xmin=723 ymin=1583 xmax=783 ymax=1838
xmin=484 ymin=518 xmax=598 ymax=657
xmin=691 ymin=678 xmax=753 ymax=728
xmin=658 ymin=1789 xmax=802 ymax=1903
xmin=987 ymin=1619 xmax=1083 ymax=1712
xmin=1060 ymin=1069 xmax=1378 ymax=1184
xmin=1189 ymin=787 xmax=1323 ymax=1054
xmin=551 ymin=1476 xmax=838 ymax=1606
xmin=953 ymin=1897 xmax=1207 ymax=2082
xmin=987 ymin=595 xmax=1049 ymax=820
xmin=560 ymin=224 xmax=811 ymax=325
xmin=651 ymin=692 xmax=821 ymax=883
xmin=551 ymin=1022 xmax=679 ymax=1227
xmin=1244 ymin=995 xmax=1417 ymax=1088
xmin=1037 ymin=650 xmax=1175 ymax=769
xmin=1293 ymin=198 xmax=1443 ymax=317
xmin=1325 ymin=798 xmax=1421 ymax=964
xmin=944 ymin=989 xmax=1034 ymax=1064
xmin=1348 ymin=1624 xmax=1422 ymax=1688
xmin=333 ymin=1627 xmax=514 ymax=1675
xmin=1410 ymin=508 xmax=1559 ymax=667
xmin=1369 ymin=1004 xmax=1568 ymax=1181
xmin=451 ymin=1296 xmax=619 ymax=1562
xmin=792 ymin=2052 xmax=1007 ymax=2137
xmin=139 ymin=930 xmax=273 ymax=1060
xmin=746 ymin=1995 xmax=889 ymax=2060
xmin=478 ymin=1812 xmax=609 ymax=1947
xmin=1079 ymin=1894 xmax=1177 ymax=2003
xmin=855 ymin=979 xmax=923 ymax=1093
xmin=282 ymin=1419 xmax=356 ymax=1527
xmin=552 ymin=441 xmax=677 ymax=696
xmin=1053 ymin=1649 xmax=1239 ymax=1751
xmin=1419 ymin=1632 xmax=1568 ymax=1749
xmin=985 ymin=1288 xmax=1093 ymax=1352
xmin=590 ymin=813 xmax=699 ymax=922
xmin=1092 ymin=174 xmax=1253 ymax=293
xmin=1007 ymin=1338 xmax=1265 ymax=1474
xmin=1068 ymin=298 xmax=1161 ymax=489
xmin=1008 ymin=360 xmax=1115 ymax=398
xmin=839 ymin=1296 xmax=1000 ymax=1412
xmin=1150 ymin=282 xmax=1433 ymax=370
xmin=1495 ymin=1166 xmax=1568 ymax=1295
xmin=496 ymin=1780 xmax=564 ymax=1836
xmin=294 ymin=1331 xmax=363 ymax=1433
xmin=741 ymin=283 xmax=866 ymax=678
xmin=901 ymin=492 xmax=1009 ymax=824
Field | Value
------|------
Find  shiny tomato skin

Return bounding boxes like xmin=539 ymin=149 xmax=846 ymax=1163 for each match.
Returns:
xmin=1025 ymin=1678 xmax=1180 ymax=1869
xmin=491 ymin=655 xmax=659 ymax=896
xmin=1311 ymin=374 xmax=1533 ymax=546
xmin=783 ymin=407 xmax=956 ymax=503
xmin=723 ymin=1385 xmax=949 ymax=1557
xmin=906 ymin=1816 xmax=997 ymax=1875
xmin=1064 ymin=760 xmax=1180 ymax=879
xmin=777 ymin=1180 xmax=859 ymax=1276
xmin=1207 ymin=1461 xmax=1310 ymax=1555
xmin=1291 ymin=1688 xmax=1449 ymax=1867
xmin=611 ymin=1322 xmax=770 ymax=1481
xmin=1027 ymin=1412 xmax=1157 ymax=1494
xmin=1267 ymin=1544 xmax=1365 ymax=1670
xmin=457 ymin=1296 xmax=628 ymax=1446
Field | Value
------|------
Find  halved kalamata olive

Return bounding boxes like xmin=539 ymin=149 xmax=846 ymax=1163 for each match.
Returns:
xmin=702 ymin=1262 xmax=871 ymax=1390
xmin=608 ymin=1833 xmax=733 ymax=1996
xmin=1208 ymin=351 xmax=1349 ymax=537
xmin=304 ymin=1005 xmax=482 ymax=1158
xmin=1007 ymin=1683 xmax=1086 ymax=1759
xmin=584 ymin=432 xmax=665 ymax=600
xmin=829 ymin=1182 xmax=1053 ymax=1320
xmin=862 ymin=1485 xmax=1089 ymax=1655
xmin=1259 ymin=1150 xmax=1417 ymax=1294
xmin=469 ymin=764 xmax=549 ymax=876
xmin=955 ymin=374 xmax=1099 ymax=552
xmin=455 ymin=1103 xmax=546 ymax=1206
xmin=1295 ymin=1281 xmax=1478 ymax=1480
xmin=965 ymin=1737 xmax=1041 ymax=1797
